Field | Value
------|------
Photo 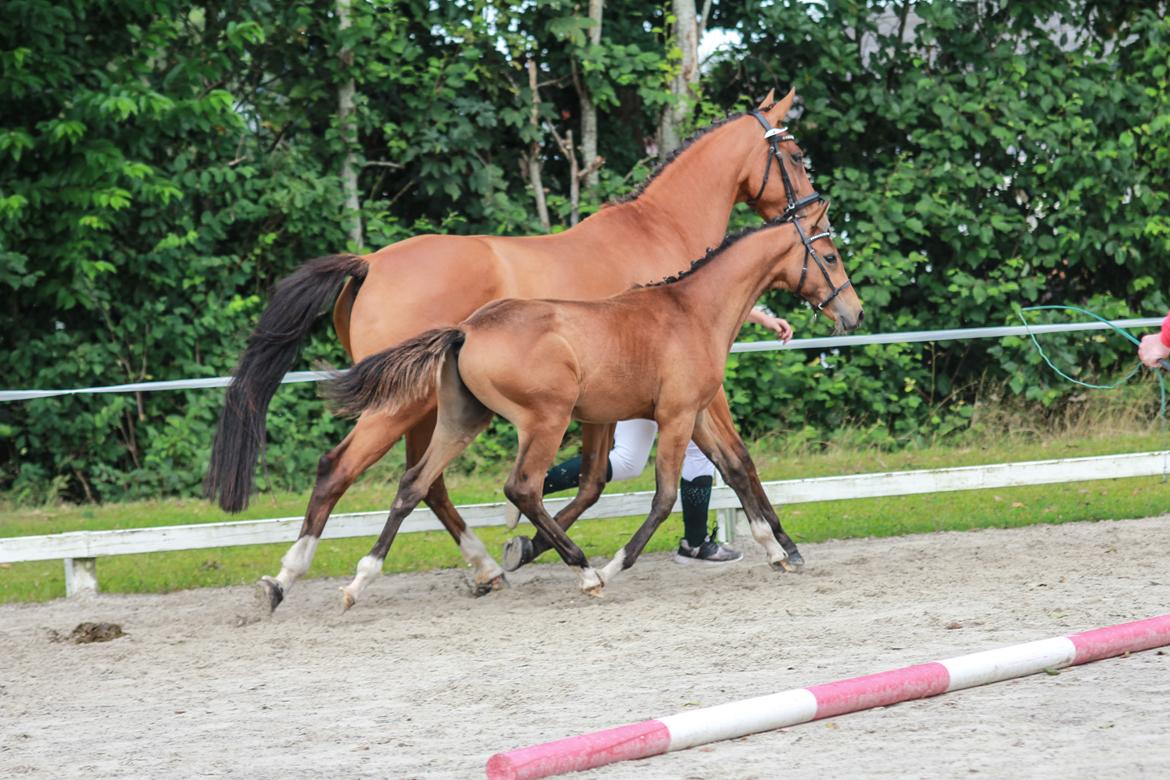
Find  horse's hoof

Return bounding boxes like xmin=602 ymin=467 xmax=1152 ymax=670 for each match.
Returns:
xmin=473 ymin=573 xmax=508 ymax=597
xmin=787 ymin=550 xmax=805 ymax=569
xmin=256 ymin=576 xmax=284 ymax=614
xmin=502 ymin=536 xmax=534 ymax=572
xmin=582 ymin=583 xmax=605 ymax=599
xmin=504 ymin=501 xmax=522 ymax=531
xmin=340 ymin=587 xmax=356 ymax=612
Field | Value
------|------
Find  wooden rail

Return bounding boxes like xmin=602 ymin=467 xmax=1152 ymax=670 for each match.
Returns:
xmin=1 ymin=451 xmax=1165 ymax=596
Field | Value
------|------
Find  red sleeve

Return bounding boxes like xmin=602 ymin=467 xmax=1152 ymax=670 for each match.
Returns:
xmin=1162 ymin=312 xmax=1170 ymax=349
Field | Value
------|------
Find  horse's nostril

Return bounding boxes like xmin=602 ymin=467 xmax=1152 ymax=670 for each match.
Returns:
xmin=857 ymin=310 xmax=865 ymax=325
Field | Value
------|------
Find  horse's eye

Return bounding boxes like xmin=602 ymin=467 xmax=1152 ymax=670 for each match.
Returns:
xmin=792 ymin=154 xmax=803 ymax=164
xmin=825 ymin=253 xmax=838 ymax=264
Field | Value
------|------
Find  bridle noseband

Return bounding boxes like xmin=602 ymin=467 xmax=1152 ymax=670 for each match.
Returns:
xmin=746 ymin=110 xmax=851 ymax=312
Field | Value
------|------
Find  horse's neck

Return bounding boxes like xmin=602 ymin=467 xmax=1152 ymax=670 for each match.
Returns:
xmin=674 ymin=227 xmax=790 ymax=351
xmin=577 ymin=121 xmax=748 ymax=276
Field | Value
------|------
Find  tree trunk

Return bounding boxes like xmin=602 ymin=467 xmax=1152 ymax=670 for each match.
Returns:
xmin=578 ymin=0 xmax=604 ymax=189
xmin=656 ymin=0 xmax=700 ymax=160
xmin=337 ymin=0 xmax=362 ymax=249
xmin=525 ymin=59 xmax=550 ymax=231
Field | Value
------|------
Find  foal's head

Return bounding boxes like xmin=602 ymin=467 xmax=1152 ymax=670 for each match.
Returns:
xmin=772 ymin=201 xmax=864 ymax=334
xmin=737 ymin=88 xmax=820 ymax=222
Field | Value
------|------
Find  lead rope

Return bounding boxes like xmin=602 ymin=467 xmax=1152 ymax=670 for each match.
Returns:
xmin=1014 ymin=304 xmax=1168 ymax=481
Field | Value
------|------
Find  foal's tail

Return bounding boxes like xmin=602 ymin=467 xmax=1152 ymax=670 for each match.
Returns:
xmin=324 ymin=327 xmax=467 ymax=418
xmin=205 ymin=253 xmax=367 ymax=513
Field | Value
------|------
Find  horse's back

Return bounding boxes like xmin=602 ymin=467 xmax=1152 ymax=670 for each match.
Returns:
xmin=347 ymin=233 xmax=508 ymax=360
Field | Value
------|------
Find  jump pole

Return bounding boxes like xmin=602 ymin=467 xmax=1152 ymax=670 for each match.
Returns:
xmin=486 ymin=613 xmax=1170 ymax=780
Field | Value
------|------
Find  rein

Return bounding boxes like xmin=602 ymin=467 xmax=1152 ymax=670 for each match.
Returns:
xmin=745 ymin=110 xmax=850 ymax=311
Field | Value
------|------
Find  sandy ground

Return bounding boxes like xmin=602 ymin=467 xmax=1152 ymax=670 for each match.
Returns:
xmin=2 ymin=516 xmax=1169 ymax=779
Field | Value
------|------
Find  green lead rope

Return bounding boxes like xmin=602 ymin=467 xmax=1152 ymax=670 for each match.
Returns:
xmin=1014 ymin=304 xmax=1168 ymax=480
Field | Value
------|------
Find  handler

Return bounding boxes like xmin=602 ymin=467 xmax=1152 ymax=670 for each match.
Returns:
xmin=516 ymin=307 xmax=793 ymax=567
xmin=1137 ymin=311 xmax=1170 ymax=368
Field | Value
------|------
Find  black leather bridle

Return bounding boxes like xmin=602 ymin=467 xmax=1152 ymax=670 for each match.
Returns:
xmin=746 ymin=110 xmax=851 ymax=312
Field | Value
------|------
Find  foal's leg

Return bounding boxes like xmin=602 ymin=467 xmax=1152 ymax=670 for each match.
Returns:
xmin=692 ymin=393 xmax=802 ymax=570
xmin=597 ymin=415 xmax=694 ymax=587
xmin=259 ymin=399 xmax=431 ymax=612
xmin=341 ymin=360 xmax=493 ymax=609
xmin=406 ymin=410 xmax=506 ymax=595
xmin=502 ymin=422 xmax=615 ymax=571
xmin=504 ymin=416 xmax=606 ymax=595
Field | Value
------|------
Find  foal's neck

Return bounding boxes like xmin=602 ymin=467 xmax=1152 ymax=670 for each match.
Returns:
xmin=672 ymin=225 xmax=796 ymax=352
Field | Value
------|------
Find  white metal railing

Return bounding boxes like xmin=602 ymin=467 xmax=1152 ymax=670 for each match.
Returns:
xmin=2 ymin=451 xmax=1165 ymax=596
xmin=1 ymin=319 xmax=1161 ymax=401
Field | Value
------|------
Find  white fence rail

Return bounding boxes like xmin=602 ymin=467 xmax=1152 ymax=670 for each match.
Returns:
xmin=2 ymin=451 xmax=1165 ymax=596
xmin=1 ymin=318 xmax=1162 ymax=401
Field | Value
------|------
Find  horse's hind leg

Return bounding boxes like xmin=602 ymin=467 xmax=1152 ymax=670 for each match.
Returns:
xmin=596 ymin=414 xmax=693 ymax=588
xmin=406 ymin=409 xmax=507 ymax=596
xmin=691 ymin=392 xmax=802 ymax=570
xmin=259 ymin=402 xmax=428 ymax=612
xmin=502 ymin=422 xmax=615 ymax=571
xmin=342 ymin=356 xmax=493 ymax=609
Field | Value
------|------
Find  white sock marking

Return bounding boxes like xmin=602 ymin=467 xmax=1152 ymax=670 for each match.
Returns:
xmin=342 ymin=554 xmax=385 ymax=603
xmin=274 ymin=536 xmax=319 ymax=591
xmin=578 ymin=566 xmax=604 ymax=593
xmin=749 ymin=519 xmax=787 ymax=564
xmin=599 ymin=549 xmax=626 ymax=584
xmin=460 ymin=531 xmax=504 ymax=584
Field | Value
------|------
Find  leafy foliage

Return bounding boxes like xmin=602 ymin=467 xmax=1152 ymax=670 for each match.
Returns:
xmin=2 ymin=1 xmax=1168 ymax=503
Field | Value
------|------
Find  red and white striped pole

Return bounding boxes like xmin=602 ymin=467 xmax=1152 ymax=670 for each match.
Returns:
xmin=486 ymin=614 xmax=1170 ymax=780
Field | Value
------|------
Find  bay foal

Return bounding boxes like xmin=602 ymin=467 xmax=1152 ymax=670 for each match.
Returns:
xmin=327 ymin=202 xmax=862 ymax=606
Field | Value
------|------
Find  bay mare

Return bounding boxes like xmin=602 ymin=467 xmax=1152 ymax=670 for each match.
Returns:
xmin=326 ymin=202 xmax=863 ymax=605
xmin=205 ymin=89 xmax=823 ymax=611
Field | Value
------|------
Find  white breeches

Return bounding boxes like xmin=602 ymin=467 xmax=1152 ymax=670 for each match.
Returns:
xmin=607 ymin=419 xmax=716 ymax=483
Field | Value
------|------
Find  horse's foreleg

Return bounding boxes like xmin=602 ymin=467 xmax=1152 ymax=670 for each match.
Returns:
xmin=505 ymin=416 xmax=604 ymax=595
xmin=598 ymin=415 xmax=693 ymax=587
xmin=342 ymin=369 xmax=493 ymax=610
xmin=503 ymin=422 xmax=615 ymax=572
xmin=406 ymin=408 xmax=506 ymax=596
xmin=259 ymin=402 xmax=427 ymax=613
xmin=693 ymin=392 xmax=802 ymax=570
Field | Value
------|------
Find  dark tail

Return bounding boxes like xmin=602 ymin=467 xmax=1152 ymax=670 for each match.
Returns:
xmin=324 ymin=328 xmax=466 ymax=418
xmin=205 ymin=253 xmax=367 ymax=512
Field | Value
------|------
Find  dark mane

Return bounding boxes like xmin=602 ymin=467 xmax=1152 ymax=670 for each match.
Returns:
xmin=609 ymin=112 xmax=749 ymax=206
xmin=633 ymin=218 xmax=787 ymax=289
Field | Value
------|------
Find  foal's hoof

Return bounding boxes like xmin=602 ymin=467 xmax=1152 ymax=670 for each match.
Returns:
xmin=769 ymin=551 xmax=805 ymax=573
xmin=472 ymin=573 xmax=509 ymax=597
xmin=502 ymin=536 xmax=534 ymax=572
xmin=582 ymin=583 xmax=605 ymax=599
xmin=340 ymin=587 xmax=356 ymax=612
xmin=256 ymin=576 xmax=284 ymax=614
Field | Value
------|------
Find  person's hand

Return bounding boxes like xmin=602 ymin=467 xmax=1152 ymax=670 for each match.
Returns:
xmin=1138 ymin=333 xmax=1170 ymax=368
xmin=755 ymin=313 xmax=793 ymax=342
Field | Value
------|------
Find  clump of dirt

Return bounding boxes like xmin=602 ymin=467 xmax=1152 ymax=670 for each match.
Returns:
xmin=50 ymin=622 xmax=125 ymax=644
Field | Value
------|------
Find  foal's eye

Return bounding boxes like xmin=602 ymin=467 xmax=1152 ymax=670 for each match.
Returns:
xmin=792 ymin=154 xmax=803 ymax=164
xmin=825 ymin=253 xmax=838 ymax=264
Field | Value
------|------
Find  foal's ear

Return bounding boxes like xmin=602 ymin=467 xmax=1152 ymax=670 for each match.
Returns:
xmin=762 ymin=87 xmax=796 ymax=122
xmin=756 ymin=89 xmax=777 ymax=110
xmin=800 ymin=199 xmax=830 ymax=228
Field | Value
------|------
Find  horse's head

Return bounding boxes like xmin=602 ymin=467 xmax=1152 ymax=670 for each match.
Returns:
xmin=738 ymin=88 xmax=820 ymax=222
xmin=773 ymin=200 xmax=863 ymax=334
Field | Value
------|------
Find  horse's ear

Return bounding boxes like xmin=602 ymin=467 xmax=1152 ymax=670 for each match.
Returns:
xmin=764 ymin=87 xmax=796 ymax=122
xmin=801 ymin=199 xmax=830 ymax=228
xmin=756 ymin=89 xmax=776 ymax=110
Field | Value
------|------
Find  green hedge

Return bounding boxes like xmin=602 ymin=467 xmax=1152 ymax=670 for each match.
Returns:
xmin=2 ymin=1 xmax=1167 ymax=503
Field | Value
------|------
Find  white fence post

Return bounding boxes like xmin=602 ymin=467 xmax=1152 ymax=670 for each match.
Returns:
xmin=64 ymin=557 xmax=98 ymax=597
